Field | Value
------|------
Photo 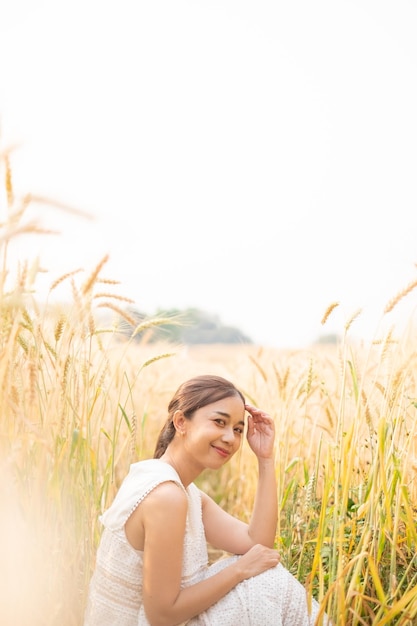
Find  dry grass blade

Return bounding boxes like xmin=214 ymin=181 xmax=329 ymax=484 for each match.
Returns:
xmin=23 ymin=193 xmax=94 ymax=220
xmin=0 ymin=221 xmax=59 ymax=244
xmin=248 ymin=354 xmax=268 ymax=382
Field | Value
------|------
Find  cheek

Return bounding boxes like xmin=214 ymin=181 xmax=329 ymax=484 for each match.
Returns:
xmin=187 ymin=428 xmax=209 ymax=445
xmin=233 ymin=435 xmax=243 ymax=449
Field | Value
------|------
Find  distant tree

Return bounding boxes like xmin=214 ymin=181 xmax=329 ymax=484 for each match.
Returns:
xmin=315 ymin=333 xmax=340 ymax=345
xmin=116 ymin=306 xmax=252 ymax=345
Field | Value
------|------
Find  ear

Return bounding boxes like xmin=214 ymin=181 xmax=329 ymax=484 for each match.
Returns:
xmin=172 ymin=410 xmax=186 ymax=435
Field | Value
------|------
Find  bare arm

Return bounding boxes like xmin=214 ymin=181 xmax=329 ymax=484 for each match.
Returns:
xmin=245 ymin=404 xmax=278 ymax=546
xmin=203 ymin=404 xmax=278 ymax=553
xmin=137 ymin=482 xmax=280 ymax=626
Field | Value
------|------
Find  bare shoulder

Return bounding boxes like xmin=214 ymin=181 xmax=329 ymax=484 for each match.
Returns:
xmin=126 ymin=480 xmax=187 ymax=550
xmin=142 ymin=481 xmax=188 ymax=546
xmin=142 ymin=480 xmax=187 ymax=513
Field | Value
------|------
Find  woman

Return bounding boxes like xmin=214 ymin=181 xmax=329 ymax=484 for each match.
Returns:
xmin=84 ymin=375 xmax=327 ymax=625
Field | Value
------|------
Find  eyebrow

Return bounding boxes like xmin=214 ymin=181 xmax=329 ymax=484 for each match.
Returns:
xmin=213 ymin=410 xmax=245 ymax=427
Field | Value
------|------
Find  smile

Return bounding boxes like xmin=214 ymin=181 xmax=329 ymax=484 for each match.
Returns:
xmin=211 ymin=445 xmax=230 ymax=458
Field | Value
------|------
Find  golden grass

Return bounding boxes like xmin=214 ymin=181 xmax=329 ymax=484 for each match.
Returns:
xmin=2 ymin=149 xmax=417 ymax=625
xmin=321 ymin=301 xmax=340 ymax=325
xmin=384 ymin=279 xmax=417 ymax=314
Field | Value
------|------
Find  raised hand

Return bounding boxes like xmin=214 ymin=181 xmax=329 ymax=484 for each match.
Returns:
xmin=245 ymin=404 xmax=275 ymax=459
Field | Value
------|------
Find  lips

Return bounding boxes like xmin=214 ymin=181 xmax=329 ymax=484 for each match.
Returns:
xmin=211 ymin=445 xmax=230 ymax=458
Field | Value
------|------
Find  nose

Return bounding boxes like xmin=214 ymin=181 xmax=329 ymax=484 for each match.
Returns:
xmin=221 ymin=426 xmax=236 ymax=445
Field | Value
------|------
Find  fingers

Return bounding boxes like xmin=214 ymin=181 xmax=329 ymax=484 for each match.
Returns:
xmin=245 ymin=404 xmax=270 ymax=419
xmin=263 ymin=547 xmax=281 ymax=565
xmin=245 ymin=404 xmax=274 ymax=428
xmin=245 ymin=403 xmax=262 ymax=415
xmin=242 ymin=544 xmax=281 ymax=576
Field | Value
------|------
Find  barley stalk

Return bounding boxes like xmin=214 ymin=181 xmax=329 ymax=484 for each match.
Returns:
xmin=81 ymin=254 xmax=110 ymax=295
xmin=344 ymin=308 xmax=362 ymax=332
xmin=384 ymin=278 xmax=417 ymax=313
xmin=131 ymin=317 xmax=177 ymax=338
xmin=97 ymin=302 xmax=137 ymax=327
xmin=4 ymin=155 xmax=14 ymax=207
xmin=93 ymin=292 xmax=135 ymax=303
xmin=50 ymin=269 xmax=83 ymax=292
xmin=321 ymin=302 xmax=339 ymax=325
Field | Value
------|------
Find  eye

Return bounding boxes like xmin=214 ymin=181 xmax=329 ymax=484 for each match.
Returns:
xmin=234 ymin=426 xmax=243 ymax=435
xmin=214 ymin=418 xmax=226 ymax=426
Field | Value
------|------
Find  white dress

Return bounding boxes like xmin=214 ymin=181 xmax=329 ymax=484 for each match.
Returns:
xmin=84 ymin=459 xmax=324 ymax=626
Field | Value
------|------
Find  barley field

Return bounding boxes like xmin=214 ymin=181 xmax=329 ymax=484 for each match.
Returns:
xmin=1 ymin=151 xmax=417 ymax=625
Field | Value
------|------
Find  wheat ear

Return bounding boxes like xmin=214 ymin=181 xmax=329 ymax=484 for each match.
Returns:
xmin=321 ymin=302 xmax=339 ymax=325
xmin=384 ymin=278 xmax=417 ymax=314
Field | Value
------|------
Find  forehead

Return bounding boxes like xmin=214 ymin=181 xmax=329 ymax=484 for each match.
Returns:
xmin=203 ymin=395 xmax=245 ymax=418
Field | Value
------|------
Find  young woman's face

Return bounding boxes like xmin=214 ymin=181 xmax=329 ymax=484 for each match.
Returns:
xmin=181 ymin=394 xmax=245 ymax=469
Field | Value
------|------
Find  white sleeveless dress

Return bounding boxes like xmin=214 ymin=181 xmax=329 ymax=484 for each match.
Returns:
xmin=83 ymin=459 xmax=325 ymax=625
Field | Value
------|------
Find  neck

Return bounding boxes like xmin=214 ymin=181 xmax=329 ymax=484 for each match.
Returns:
xmin=159 ymin=443 xmax=200 ymax=487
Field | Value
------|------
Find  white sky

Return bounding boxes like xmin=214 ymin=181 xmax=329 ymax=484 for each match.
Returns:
xmin=1 ymin=0 xmax=417 ymax=348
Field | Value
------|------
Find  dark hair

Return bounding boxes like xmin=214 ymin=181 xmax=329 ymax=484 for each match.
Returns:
xmin=153 ymin=375 xmax=245 ymax=459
